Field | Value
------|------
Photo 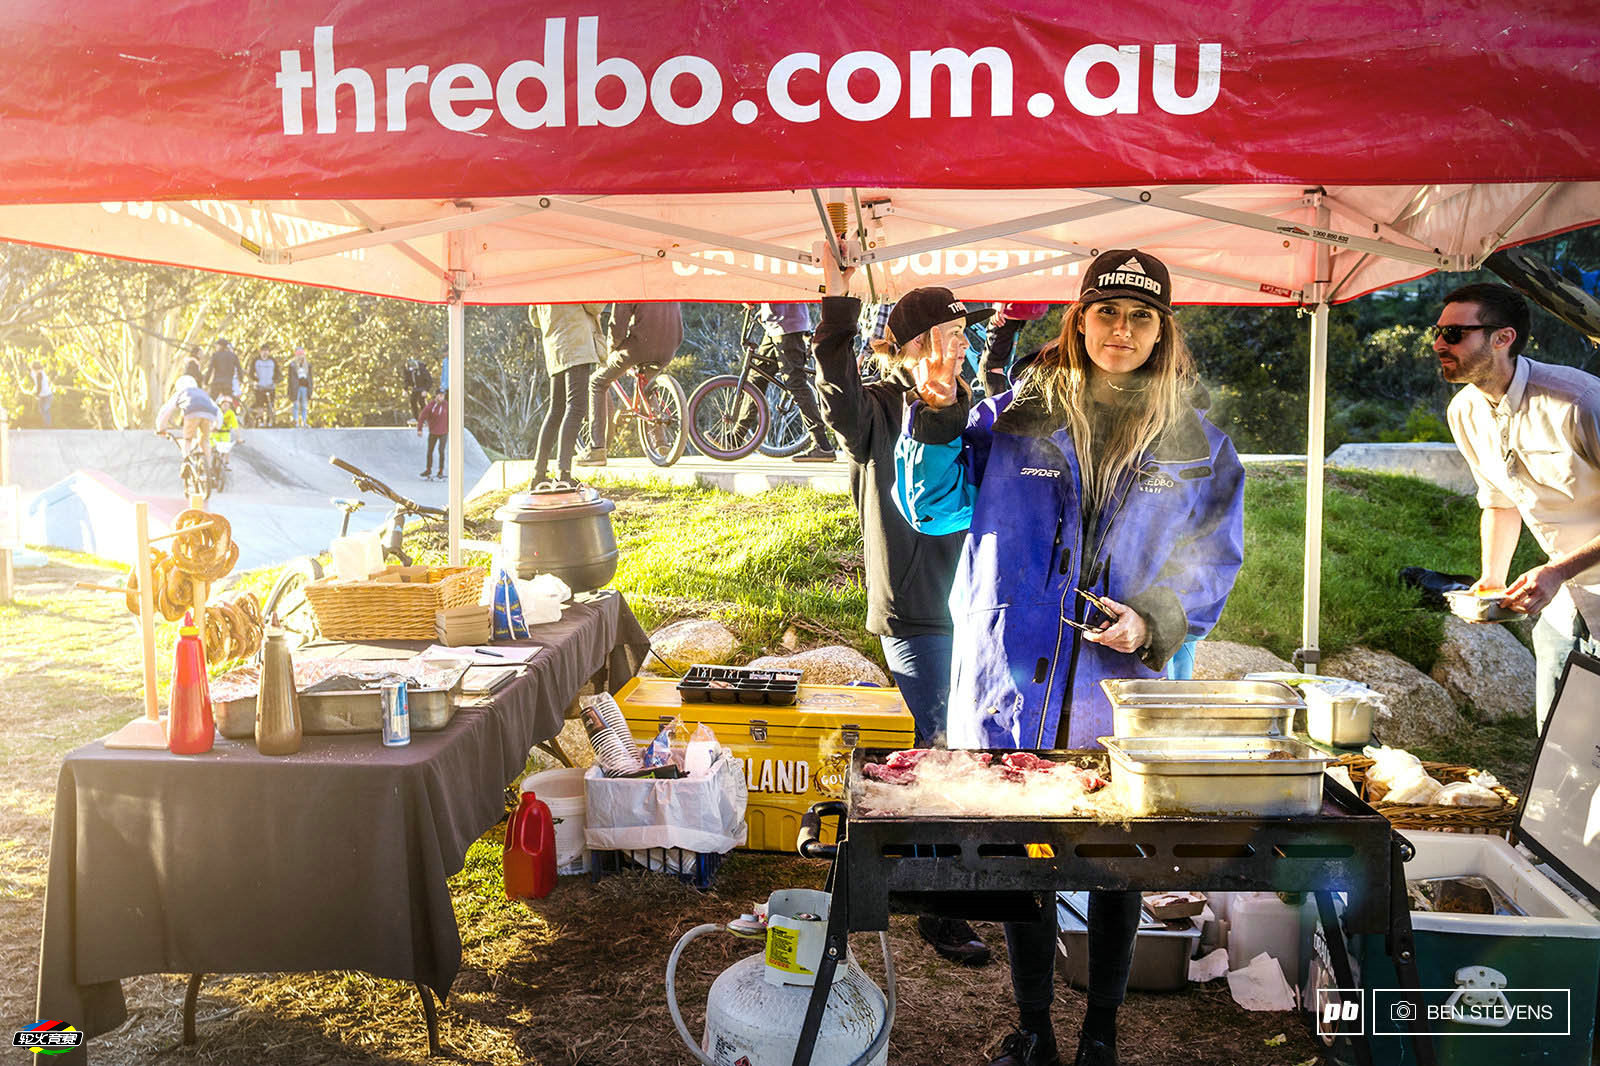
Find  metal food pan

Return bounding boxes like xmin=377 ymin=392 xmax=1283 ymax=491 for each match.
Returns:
xmin=1101 ymin=735 xmax=1331 ymax=817
xmin=215 ymin=684 xmax=458 ymax=738
xmin=1102 ymin=679 xmax=1302 ymax=738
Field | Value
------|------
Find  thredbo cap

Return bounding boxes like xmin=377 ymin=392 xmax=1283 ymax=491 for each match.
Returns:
xmin=886 ymin=287 xmax=995 ymax=348
xmin=1077 ymin=249 xmax=1172 ymax=311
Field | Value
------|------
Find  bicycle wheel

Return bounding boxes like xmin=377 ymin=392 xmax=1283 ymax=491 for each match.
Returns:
xmin=686 ymin=375 xmax=767 ymax=461
xmin=757 ymin=381 xmax=810 ymax=457
xmin=263 ymin=556 xmax=325 ymax=649
xmin=211 ymin=455 xmax=227 ymax=494
xmin=635 ymin=373 xmax=687 ymax=466
xmin=183 ymin=455 xmax=209 ymax=502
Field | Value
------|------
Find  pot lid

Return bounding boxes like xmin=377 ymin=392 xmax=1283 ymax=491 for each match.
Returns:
xmin=1514 ymin=650 xmax=1600 ymax=908
xmin=506 ymin=482 xmax=602 ymax=509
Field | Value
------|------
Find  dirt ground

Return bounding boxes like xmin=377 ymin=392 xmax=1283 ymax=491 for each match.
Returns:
xmin=0 ymin=559 xmax=1329 ymax=1065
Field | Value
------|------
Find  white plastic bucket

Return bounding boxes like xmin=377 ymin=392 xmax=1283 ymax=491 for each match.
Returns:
xmin=524 ymin=767 xmax=587 ymax=875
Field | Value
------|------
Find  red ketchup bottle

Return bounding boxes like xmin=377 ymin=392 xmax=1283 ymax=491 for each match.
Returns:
xmin=167 ymin=610 xmax=215 ymax=755
xmin=503 ymin=789 xmax=557 ymax=900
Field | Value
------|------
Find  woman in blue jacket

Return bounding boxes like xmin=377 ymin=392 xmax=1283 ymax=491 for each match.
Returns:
xmin=894 ymin=249 xmax=1245 ymax=1066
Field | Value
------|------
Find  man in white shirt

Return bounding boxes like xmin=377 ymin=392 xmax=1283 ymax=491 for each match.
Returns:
xmin=1435 ymin=282 xmax=1600 ymax=729
xmin=28 ymin=361 xmax=53 ymax=426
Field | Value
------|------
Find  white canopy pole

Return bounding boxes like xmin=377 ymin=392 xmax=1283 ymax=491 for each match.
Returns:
xmin=1299 ymin=196 xmax=1333 ymax=674
xmin=446 ymin=295 xmax=464 ymax=567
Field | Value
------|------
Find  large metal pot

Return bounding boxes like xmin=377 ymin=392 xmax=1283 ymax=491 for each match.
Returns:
xmin=492 ymin=483 xmax=618 ymax=591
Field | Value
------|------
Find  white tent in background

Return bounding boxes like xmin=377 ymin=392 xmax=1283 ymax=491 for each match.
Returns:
xmin=3 ymin=0 xmax=1598 ymax=664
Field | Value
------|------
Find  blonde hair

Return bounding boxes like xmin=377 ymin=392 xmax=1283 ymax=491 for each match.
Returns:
xmin=1014 ymin=301 xmax=1196 ymax=515
xmin=866 ymin=324 xmax=934 ymax=378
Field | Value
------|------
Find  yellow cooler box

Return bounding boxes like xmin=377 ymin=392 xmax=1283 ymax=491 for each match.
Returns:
xmin=614 ymin=676 xmax=915 ymax=852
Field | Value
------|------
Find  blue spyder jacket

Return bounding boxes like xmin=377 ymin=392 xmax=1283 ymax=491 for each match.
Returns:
xmin=893 ymin=385 xmax=1244 ymax=751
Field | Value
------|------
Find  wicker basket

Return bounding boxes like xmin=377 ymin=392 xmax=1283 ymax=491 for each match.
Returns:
xmin=304 ymin=565 xmax=486 ymax=640
xmin=1335 ymin=753 xmax=1518 ymax=835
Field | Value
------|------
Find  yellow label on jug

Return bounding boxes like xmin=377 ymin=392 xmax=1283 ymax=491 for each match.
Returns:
xmin=765 ymin=925 xmax=811 ymax=973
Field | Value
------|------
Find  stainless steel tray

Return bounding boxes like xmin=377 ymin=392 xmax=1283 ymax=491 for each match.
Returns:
xmin=216 ymin=682 xmax=460 ymax=738
xmin=1101 ymin=735 xmax=1331 ymax=817
xmin=1101 ymin=679 xmax=1302 ymax=738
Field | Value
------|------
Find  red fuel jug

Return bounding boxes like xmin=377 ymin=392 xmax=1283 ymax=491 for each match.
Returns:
xmin=503 ymin=790 xmax=557 ymax=900
xmin=167 ymin=610 xmax=215 ymax=755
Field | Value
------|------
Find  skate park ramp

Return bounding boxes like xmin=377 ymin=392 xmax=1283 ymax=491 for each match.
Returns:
xmin=13 ymin=428 xmax=489 ymax=571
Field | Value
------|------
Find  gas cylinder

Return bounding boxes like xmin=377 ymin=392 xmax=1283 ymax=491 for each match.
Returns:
xmin=167 ymin=611 xmax=215 ymax=755
xmin=503 ymin=789 xmax=557 ymax=900
xmin=668 ymin=889 xmax=891 ymax=1066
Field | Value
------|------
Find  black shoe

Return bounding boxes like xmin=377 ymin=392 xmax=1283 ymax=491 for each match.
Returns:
xmin=988 ymin=1028 xmax=1061 ymax=1066
xmin=1071 ymin=1036 xmax=1116 ymax=1066
xmin=916 ymin=915 xmax=991 ymax=966
xmin=419 ymin=469 xmax=430 ymax=478
xmin=791 ymin=445 xmax=836 ymax=463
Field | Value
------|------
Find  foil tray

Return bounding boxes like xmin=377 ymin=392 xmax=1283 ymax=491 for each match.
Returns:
xmin=211 ymin=659 xmax=466 ymax=738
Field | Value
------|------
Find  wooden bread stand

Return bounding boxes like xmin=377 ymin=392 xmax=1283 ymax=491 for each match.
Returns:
xmin=100 ymin=492 xmax=215 ymax=749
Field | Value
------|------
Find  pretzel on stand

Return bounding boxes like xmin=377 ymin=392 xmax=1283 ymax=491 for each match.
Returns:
xmin=202 ymin=591 xmax=264 ymax=663
xmin=168 ymin=510 xmax=237 ymax=582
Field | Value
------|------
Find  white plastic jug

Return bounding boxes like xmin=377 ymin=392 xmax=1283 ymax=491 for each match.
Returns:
xmin=330 ymin=535 xmax=372 ymax=581
xmin=1227 ymin=892 xmax=1316 ymax=990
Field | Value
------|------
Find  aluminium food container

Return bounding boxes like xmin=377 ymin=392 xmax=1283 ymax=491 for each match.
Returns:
xmin=1303 ymin=681 xmax=1377 ymax=747
xmin=215 ymin=683 xmax=461 ymax=738
xmin=1101 ymin=735 xmax=1332 ymax=817
xmin=1443 ymin=589 xmax=1517 ymax=623
xmin=1101 ymin=679 xmax=1302 ymax=738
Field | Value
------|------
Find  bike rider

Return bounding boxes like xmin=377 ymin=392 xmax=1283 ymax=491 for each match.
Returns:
xmin=403 ymin=355 xmax=432 ymax=424
xmin=209 ymin=395 xmax=244 ymax=485
xmin=753 ymin=303 xmax=835 ymax=462
xmin=579 ymin=302 xmax=683 ymax=467
xmin=250 ymin=344 xmax=278 ymax=424
xmin=154 ymin=372 xmax=222 ymax=469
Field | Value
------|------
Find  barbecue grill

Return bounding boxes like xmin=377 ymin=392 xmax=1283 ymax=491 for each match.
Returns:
xmin=790 ymin=748 xmax=1437 ymax=1066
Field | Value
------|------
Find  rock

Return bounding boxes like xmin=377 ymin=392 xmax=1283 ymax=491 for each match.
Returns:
xmin=649 ymin=618 xmax=738 ymax=672
xmin=1192 ymin=641 xmax=1295 ymax=680
xmin=1321 ymin=646 xmax=1464 ymax=749
xmin=1430 ymin=617 xmax=1536 ymax=721
xmin=746 ymin=646 xmax=891 ymax=688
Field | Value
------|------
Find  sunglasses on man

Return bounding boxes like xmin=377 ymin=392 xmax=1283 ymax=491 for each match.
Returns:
xmin=1430 ymin=323 xmax=1502 ymax=344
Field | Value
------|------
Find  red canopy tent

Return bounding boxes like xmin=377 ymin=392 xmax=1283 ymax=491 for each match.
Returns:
xmin=3 ymin=0 xmax=1599 ymax=661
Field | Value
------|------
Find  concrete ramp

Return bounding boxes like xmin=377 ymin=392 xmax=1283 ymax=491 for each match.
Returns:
xmin=12 ymin=427 xmax=491 ymax=569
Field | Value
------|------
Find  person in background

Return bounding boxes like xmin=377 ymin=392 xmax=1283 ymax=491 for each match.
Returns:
xmin=579 ymin=302 xmax=683 ymax=467
xmin=895 ymin=249 xmax=1245 ymax=1066
xmin=755 ymin=303 xmax=835 ymax=462
xmin=154 ymin=373 xmax=222 ymax=465
xmin=287 ymin=347 xmax=313 ymax=427
xmin=27 ymin=361 xmax=53 ymax=426
xmin=531 ymin=303 xmax=606 ymax=486
xmin=417 ymin=389 xmax=449 ymax=479
xmin=210 ymin=395 xmax=243 ymax=447
xmin=403 ymin=356 xmax=432 ymax=424
xmin=250 ymin=344 xmax=278 ymax=425
xmin=980 ymin=302 xmax=1052 ymax=398
xmin=206 ymin=338 xmax=241 ymax=401
xmin=1433 ymin=282 xmax=1600 ymax=729
xmin=813 ymin=260 xmax=992 ymax=968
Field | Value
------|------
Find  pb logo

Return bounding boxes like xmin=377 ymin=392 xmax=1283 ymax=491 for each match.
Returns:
xmin=1315 ymin=990 xmax=1364 ymax=1037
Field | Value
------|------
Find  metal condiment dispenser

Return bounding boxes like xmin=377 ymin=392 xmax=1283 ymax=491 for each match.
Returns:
xmin=255 ymin=630 xmax=303 ymax=756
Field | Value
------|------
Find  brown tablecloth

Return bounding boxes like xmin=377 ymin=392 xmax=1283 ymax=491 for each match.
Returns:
xmin=36 ymin=590 xmax=648 ymax=1050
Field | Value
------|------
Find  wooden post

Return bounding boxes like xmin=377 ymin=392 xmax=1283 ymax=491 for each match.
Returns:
xmin=0 ymin=405 xmax=12 ymax=602
xmin=104 ymin=501 xmax=168 ymax=749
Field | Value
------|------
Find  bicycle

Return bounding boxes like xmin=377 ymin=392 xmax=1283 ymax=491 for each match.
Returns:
xmin=159 ymin=429 xmax=212 ymax=502
xmin=262 ymin=455 xmax=448 ymax=648
xmin=244 ymin=387 xmax=276 ymax=428
xmin=577 ymin=362 xmax=688 ymax=466
xmin=684 ymin=306 xmax=820 ymax=461
xmin=210 ymin=438 xmax=235 ymax=494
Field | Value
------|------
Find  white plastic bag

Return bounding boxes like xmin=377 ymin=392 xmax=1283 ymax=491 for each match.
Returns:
xmin=583 ymin=756 xmax=748 ymax=854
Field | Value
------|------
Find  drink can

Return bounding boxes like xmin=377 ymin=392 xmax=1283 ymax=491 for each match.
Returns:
xmin=381 ymin=680 xmax=411 ymax=746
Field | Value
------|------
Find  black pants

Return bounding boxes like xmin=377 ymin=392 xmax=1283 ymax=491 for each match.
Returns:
xmin=534 ymin=364 xmax=592 ymax=480
xmin=980 ymin=317 xmax=1027 ymax=398
xmin=588 ymin=354 xmax=651 ymax=451
xmin=408 ymin=388 xmax=428 ymax=422
xmin=424 ymin=433 xmax=447 ymax=474
xmin=761 ymin=331 xmax=829 ymax=447
xmin=1004 ymin=890 xmax=1141 ymax=1020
